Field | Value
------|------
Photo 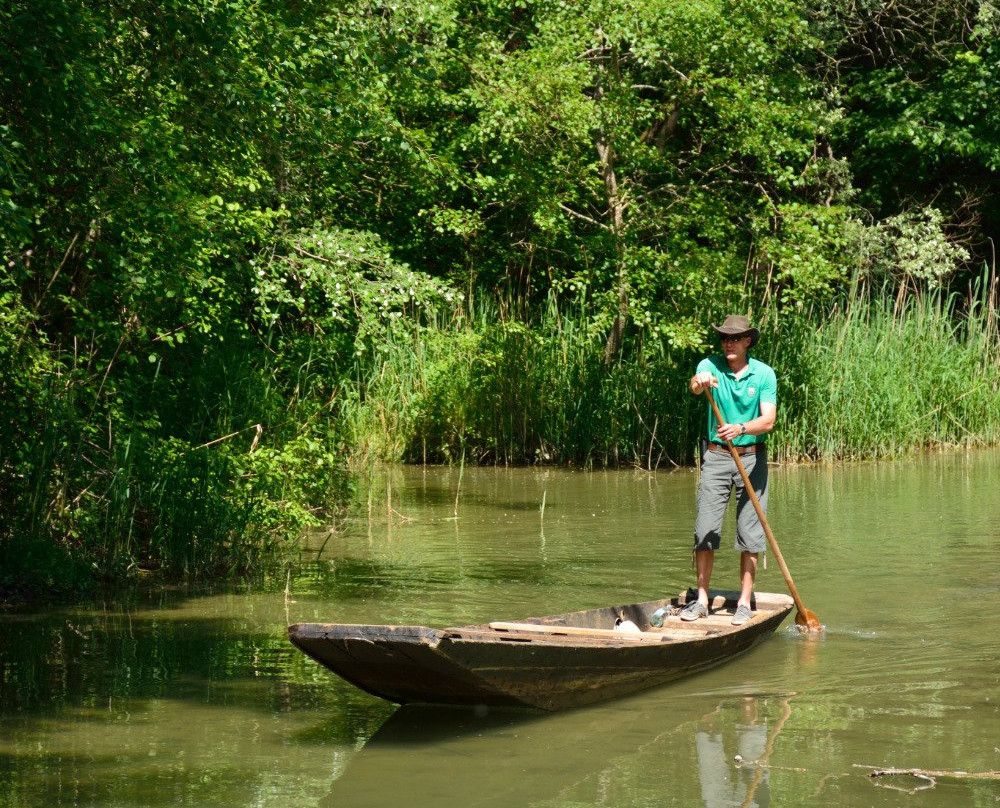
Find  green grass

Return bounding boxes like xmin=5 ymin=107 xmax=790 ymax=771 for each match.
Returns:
xmin=341 ymin=296 xmax=700 ymax=468
xmin=773 ymin=279 xmax=1000 ymax=459
xmin=346 ymin=280 xmax=1000 ymax=466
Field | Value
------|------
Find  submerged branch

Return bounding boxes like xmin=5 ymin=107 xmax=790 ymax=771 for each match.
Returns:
xmin=862 ymin=766 xmax=1000 ymax=780
xmin=855 ymin=764 xmax=1000 ymax=792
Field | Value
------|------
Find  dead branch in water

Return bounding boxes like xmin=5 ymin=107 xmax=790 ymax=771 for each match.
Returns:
xmin=854 ymin=765 xmax=1000 ymax=793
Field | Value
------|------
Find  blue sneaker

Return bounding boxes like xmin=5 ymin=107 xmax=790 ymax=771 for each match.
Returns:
xmin=731 ymin=604 xmax=753 ymax=626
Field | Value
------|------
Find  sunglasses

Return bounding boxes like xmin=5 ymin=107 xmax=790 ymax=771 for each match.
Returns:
xmin=720 ymin=334 xmax=749 ymax=343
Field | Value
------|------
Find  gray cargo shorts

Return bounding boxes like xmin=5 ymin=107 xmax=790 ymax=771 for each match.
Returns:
xmin=693 ymin=444 xmax=768 ymax=553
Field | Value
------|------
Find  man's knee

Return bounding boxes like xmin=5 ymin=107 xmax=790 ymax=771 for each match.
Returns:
xmin=694 ymin=530 xmax=722 ymax=551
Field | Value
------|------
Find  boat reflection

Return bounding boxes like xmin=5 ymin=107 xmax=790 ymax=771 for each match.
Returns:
xmin=319 ymin=690 xmax=798 ymax=808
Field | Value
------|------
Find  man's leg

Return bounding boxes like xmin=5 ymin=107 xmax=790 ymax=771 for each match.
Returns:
xmin=734 ymin=447 xmax=768 ymax=609
xmin=693 ymin=450 xmax=732 ymax=604
xmin=695 ymin=549 xmax=715 ymax=607
xmin=738 ymin=551 xmax=758 ymax=608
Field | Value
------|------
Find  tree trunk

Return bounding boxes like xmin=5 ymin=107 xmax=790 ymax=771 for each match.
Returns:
xmin=591 ymin=35 xmax=629 ymax=364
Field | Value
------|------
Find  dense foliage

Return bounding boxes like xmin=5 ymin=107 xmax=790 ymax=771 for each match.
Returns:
xmin=1 ymin=0 xmax=998 ymax=596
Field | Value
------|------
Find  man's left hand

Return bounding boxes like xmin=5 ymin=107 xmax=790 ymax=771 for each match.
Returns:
xmin=716 ymin=422 xmax=745 ymax=442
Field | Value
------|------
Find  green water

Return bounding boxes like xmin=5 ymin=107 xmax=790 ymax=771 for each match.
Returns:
xmin=2 ymin=451 xmax=999 ymax=807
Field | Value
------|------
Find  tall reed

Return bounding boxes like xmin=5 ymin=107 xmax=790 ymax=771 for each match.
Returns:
xmin=346 ymin=280 xmax=1000 ymax=466
xmin=344 ymin=295 xmax=702 ymax=468
xmin=7 ymin=273 xmax=995 ymax=598
xmin=774 ymin=279 xmax=1000 ymax=459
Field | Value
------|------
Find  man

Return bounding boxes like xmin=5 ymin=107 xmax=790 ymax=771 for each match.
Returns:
xmin=685 ymin=314 xmax=777 ymax=626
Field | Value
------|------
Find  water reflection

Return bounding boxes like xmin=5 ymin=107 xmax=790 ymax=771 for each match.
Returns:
xmin=0 ymin=602 xmax=391 ymax=808
xmin=320 ymin=697 xmax=711 ymax=808
xmin=696 ymin=699 xmax=771 ymax=808
xmin=320 ymin=691 xmax=808 ymax=808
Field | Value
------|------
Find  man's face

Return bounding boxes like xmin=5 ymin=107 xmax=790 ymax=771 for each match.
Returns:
xmin=721 ymin=334 xmax=751 ymax=360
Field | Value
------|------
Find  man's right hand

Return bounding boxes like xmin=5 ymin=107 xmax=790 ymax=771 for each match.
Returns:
xmin=690 ymin=372 xmax=718 ymax=394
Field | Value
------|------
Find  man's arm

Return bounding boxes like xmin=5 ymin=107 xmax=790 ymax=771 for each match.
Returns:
xmin=715 ymin=401 xmax=776 ymax=442
xmin=744 ymin=401 xmax=776 ymax=436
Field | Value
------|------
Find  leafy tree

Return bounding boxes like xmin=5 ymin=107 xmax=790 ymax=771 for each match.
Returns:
xmin=2 ymin=0 xmax=997 ymax=596
xmin=405 ymin=0 xmax=842 ymax=353
xmin=831 ymin=0 xmax=1000 ymax=268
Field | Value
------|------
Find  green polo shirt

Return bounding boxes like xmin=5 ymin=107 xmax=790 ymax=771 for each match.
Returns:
xmin=696 ymin=355 xmax=777 ymax=446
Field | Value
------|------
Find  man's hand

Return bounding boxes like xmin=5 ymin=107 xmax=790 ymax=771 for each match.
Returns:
xmin=715 ymin=421 xmax=745 ymax=442
xmin=689 ymin=372 xmax=718 ymax=395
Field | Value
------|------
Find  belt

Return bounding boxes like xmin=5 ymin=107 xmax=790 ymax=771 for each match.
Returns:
xmin=708 ymin=442 xmax=758 ymax=456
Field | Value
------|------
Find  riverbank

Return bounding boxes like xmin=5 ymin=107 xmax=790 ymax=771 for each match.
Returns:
xmin=2 ymin=284 xmax=998 ymax=604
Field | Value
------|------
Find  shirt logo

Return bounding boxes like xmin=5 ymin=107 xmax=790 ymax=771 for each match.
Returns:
xmin=748 ymin=386 xmax=757 ymax=396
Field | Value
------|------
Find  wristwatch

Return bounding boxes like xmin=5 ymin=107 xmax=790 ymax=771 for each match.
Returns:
xmin=739 ymin=423 xmax=747 ymax=436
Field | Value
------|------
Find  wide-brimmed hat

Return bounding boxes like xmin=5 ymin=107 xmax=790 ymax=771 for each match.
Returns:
xmin=712 ymin=314 xmax=759 ymax=348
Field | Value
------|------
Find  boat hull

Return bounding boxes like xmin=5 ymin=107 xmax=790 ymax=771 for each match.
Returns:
xmin=289 ymin=590 xmax=793 ymax=711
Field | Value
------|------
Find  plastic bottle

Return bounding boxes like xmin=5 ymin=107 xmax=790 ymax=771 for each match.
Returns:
xmin=649 ymin=607 xmax=670 ymax=628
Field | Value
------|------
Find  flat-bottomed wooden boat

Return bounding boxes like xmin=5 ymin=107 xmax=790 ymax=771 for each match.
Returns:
xmin=288 ymin=589 xmax=794 ymax=711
